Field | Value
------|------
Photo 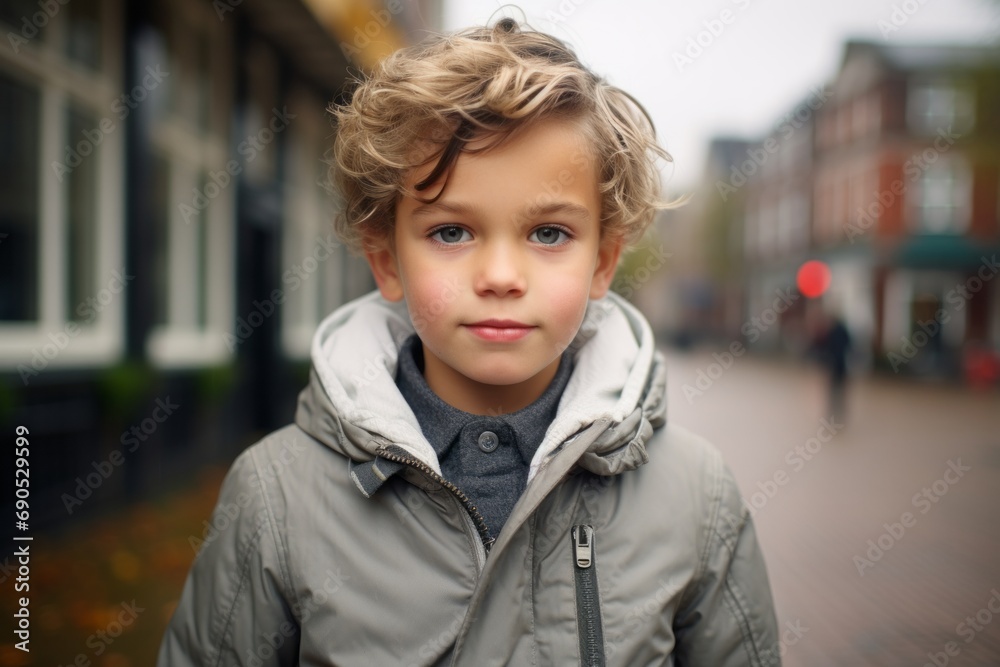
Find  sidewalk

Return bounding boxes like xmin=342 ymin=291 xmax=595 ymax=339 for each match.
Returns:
xmin=663 ymin=346 xmax=1000 ymax=666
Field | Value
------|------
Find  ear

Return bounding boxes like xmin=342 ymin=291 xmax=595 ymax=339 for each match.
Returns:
xmin=589 ymin=235 xmax=624 ymax=299
xmin=363 ymin=236 xmax=405 ymax=302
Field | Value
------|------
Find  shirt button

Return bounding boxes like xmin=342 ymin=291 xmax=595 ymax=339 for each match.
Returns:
xmin=478 ymin=431 xmax=499 ymax=453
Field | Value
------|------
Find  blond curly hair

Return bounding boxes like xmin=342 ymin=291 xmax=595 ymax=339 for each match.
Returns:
xmin=328 ymin=17 xmax=673 ymax=255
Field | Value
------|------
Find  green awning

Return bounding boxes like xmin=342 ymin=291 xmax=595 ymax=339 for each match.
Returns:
xmin=893 ymin=235 xmax=1000 ymax=270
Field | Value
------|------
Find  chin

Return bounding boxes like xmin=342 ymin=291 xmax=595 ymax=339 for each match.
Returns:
xmin=459 ymin=361 xmax=539 ymax=388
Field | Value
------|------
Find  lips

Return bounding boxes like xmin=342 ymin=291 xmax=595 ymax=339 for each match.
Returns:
xmin=466 ymin=319 xmax=532 ymax=328
xmin=464 ymin=319 xmax=535 ymax=342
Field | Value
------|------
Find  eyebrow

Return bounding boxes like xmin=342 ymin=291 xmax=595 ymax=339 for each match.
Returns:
xmin=410 ymin=200 xmax=479 ymax=219
xmin=523 ymin=201 xmax=593 ymax=222
xmin=410 ymin=200 xmax=593 ymax=222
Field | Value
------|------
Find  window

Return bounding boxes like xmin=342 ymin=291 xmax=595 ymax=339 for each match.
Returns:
xmin=65 ymin=0 xmax=103 ymax=71
xmin=0 ymin=76 xmax=40 ymax=323
xmin=907 ymin=158 xmax=972 ymax=234
xmin=144 ymin=0 xmax=234 ymax=367
xmin=907 ymin=79 xmax=975 ymax=136
xmin=0 ymin=0 xmax=124 ymax=372
xmin=881 ymin=270 xmax=965 ymax=351
xmin=66 ymin=105 xmax=100 ymax=322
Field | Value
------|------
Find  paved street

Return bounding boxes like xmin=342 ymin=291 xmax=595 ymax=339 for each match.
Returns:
xmin=663 ymin=346 xmax=1000 ymax=666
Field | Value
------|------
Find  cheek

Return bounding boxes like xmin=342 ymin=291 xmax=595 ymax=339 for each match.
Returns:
xmin=400 ymin=264 xmax=462 ymax=326
xmin=542 ymin=271 xmax=593 ymax=334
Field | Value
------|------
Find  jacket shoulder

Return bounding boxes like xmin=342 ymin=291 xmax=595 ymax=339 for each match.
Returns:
xmin=237 ymin=422 xmax=358 ymax=524
xmin=640 ymin=422 xmax=735 ymax=513
xmin=635 ymin=423 xmax=758 ymax=578
xmin=639 ymin=425 xmax=781 ymax=665
xmin=158 ymin=426 xmax=324 ymax=665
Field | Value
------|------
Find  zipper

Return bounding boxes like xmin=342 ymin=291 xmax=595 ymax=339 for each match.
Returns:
xmin=375 ymin=447 xmax=494 ymax=565
xmin=572 ymin=525 xmax=606 ymax=667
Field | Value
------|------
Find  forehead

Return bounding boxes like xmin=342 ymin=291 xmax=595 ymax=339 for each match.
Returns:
xmin=400 ymin=117 xmax=600 ymax=209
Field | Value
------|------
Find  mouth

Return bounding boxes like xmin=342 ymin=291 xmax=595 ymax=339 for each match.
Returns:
xmin=463 ymin=319 xmax=535 ymax=342
xmin=466 ymin=319 xmax=532 ymax=328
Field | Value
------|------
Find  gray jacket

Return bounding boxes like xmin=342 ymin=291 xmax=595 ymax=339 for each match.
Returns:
xmin=158 ymin=290 xmax=781 ymax=666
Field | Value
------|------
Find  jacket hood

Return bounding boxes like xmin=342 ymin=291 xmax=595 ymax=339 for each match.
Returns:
xmin=295 ymin=289 xmax=666 ymax=486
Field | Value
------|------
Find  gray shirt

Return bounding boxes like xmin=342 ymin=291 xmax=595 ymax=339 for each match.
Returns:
xmin=394 ymin=333 xmax=574 ymax=540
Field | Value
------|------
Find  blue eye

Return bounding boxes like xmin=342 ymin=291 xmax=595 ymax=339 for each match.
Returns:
xmin=429 ymin=226 xmax=471 ymax=244
xmin=530 ymin=226 xmax=570 ymax=245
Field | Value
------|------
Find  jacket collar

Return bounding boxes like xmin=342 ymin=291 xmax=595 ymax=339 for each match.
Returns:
xmin=394 ymin=332 xmax=574 ymax=468
xmin=294 ymin=289 xmax=667 ymax=496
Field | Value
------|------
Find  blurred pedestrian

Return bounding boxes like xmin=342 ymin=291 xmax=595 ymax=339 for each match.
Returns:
xmin=810 ymin=309 xmax=852 ymax=421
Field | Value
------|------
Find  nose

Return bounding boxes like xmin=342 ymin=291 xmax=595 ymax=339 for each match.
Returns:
xmin=473 ymin=240 xmax=526 ymax=297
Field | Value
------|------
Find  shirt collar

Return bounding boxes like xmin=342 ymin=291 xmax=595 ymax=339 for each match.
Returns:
xmin=394 ymin=333 xmax=574 ymax=465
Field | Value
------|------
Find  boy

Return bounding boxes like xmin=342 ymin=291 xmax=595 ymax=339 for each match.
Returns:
xmin=159 ymin=18 xmax=780 ymax=666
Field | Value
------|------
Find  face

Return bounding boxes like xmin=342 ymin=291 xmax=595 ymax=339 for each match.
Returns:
xmin=365 ymin=117 xmax=622 ymax=413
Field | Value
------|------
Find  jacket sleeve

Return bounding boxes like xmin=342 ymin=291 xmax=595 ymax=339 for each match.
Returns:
xmin=672 ymin=457 xmax=782 ymax=667
xmin=157 ymin=447 xmax=300 ymax=666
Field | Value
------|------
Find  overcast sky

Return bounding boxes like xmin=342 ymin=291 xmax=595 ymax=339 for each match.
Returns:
xmin=441 ymin=0 xmax=997 ymax=193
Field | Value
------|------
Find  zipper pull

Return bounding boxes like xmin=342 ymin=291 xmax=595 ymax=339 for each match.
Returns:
xmin=572 ymin=525 xmax=594 ymax=568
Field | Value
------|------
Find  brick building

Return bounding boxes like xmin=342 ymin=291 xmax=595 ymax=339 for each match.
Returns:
xmin=683 ymin=40 xmax=1000 ymax=376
